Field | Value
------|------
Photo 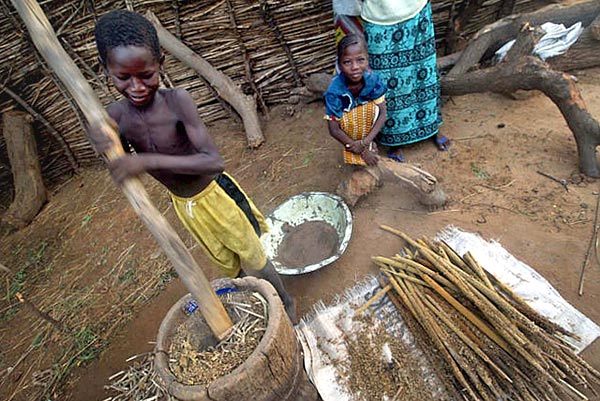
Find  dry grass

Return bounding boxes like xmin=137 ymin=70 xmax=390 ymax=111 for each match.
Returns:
xmin=168 ymin=290 xmax=268 ymax=386
xmin=103 ymin=353 xmax=174 ymax=401
xmin=0 ymin=170 xmax=184 ymax=401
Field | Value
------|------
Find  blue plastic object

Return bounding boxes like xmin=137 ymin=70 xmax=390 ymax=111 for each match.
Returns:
xmin=183 ymin=299 xmax=198 ymax=315
xmin=182 ymin=287 xmax=239 ymax=315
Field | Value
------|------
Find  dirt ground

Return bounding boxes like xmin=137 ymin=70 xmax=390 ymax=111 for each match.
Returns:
xmin=2 ymin=67 xmax=600 ymax=401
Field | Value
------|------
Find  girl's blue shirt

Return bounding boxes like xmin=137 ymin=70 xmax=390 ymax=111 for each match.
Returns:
xmin=324 ymin=70 xmax=386 ymax=119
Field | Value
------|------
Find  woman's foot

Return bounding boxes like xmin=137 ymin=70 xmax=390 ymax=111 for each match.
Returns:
xmin=386 ymin=147 xmax=405 ymax=163
xmin=435 ymin=134 xmax=451 ymax=151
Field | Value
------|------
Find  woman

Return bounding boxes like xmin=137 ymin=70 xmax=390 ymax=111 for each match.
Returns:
xmin=361 ymin=0 xmax=449 ymax=162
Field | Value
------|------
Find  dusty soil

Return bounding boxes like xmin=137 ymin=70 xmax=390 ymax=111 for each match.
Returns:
xmin=1 ymin=67 xmax=600 ymax=401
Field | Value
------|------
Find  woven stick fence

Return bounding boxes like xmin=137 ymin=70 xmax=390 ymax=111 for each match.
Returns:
xmin=0 ymin=0 xmax=559 ymax=201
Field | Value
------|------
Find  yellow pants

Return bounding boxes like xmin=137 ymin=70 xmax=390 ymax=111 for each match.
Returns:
xmin=170 ymin=173 xmax=269 ymax=278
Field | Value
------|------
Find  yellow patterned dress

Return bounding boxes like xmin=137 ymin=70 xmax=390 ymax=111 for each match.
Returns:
xmin=337 ymin=99 xmax=384 ymax=165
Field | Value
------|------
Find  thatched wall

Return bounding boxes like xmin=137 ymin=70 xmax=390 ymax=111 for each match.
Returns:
xmin=0 ymin=0 xmax=557 ymax=203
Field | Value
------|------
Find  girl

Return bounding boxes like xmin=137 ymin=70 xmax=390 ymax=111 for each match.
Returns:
xmin=324 ymin=34 xmax=387 ymax=167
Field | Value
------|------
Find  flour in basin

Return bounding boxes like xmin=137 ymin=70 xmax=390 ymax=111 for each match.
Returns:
xmin=274 ymin=221 xmax=340 ymax=268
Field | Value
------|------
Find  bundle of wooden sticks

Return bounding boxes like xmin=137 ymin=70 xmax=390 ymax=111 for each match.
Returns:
xmin=373 ymin=225 xmax=600 ymax=401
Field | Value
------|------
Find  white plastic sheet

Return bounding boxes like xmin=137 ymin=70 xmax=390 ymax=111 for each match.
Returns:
xmin=495 ymin=22 xmax=584 ymax=62
xmin=437 ymin=226 xmax=600 ymax=353
xmin=296 ymin=277 xmax=449 ymax=401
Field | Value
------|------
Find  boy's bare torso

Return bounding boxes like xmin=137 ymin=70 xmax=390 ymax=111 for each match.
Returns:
xmin=108 ymin=89 xmax=215 ymax=197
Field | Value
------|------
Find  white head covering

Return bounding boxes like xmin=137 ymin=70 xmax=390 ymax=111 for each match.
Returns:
xmin=361 ymin=0 xmax=428 ymax=25
xmin=333 ymin=0 xmax=363 ymax=16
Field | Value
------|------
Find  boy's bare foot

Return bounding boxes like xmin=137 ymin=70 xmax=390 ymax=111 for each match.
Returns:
xmin=246 ymin=261 xmax=298 ymax=324
xmin=283 ymin=296 xmax=298 ymax=325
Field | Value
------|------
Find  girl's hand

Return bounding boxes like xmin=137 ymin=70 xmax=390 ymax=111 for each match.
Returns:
xmin=346 ymin=139 xmax=365 ymax=154
xmin=362 ymin=149 xmax=379 ymax=166
xmin=108 ymin=155 xmax=146 ymax=184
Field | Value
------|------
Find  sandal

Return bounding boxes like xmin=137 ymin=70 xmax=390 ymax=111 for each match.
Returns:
xmin=435 ymin=135 xmax=451 ymax=151
xmin=387 ymin=152 xmax=405 ymax=163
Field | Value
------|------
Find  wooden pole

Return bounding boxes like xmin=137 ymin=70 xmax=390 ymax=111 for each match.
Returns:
xmin=145 ymin=11 xmax=265 ymax=148
xmin=11 ymin=0 xmax=233 ymax=340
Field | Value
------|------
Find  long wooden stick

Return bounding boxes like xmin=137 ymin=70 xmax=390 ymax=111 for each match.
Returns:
xmin=424 ymin=295 xmax=513 ymax=384
xmin=380 ymin=227 xmax=600 ymax=399
xmin=373 ymin=255 xmax=455 ymax=289
xmin=579 ymin=191 xmax=600 ymax=295
xmin=386 ymin=272 xmax=480 ymax=401
xmin=12 ymin=0 xmax=233 ymax=340
xmin=422 ymin=274 xmax=510 ymax=352
xmin=463 ymin=252 xmax=495 ymax=290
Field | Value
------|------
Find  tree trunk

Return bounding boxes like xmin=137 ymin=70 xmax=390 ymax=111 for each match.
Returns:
xmin=448 ymin=0 xmax=600 ymax=76
xmin=440 ymin=10 xmax=600 ymax=177
xmin=547 ymin=14 xmax=600 ymax=71
xmin=441 ymin=25 xmax=600 ymax=177
xmin=2 ymin=111 xmax=47 ymax=229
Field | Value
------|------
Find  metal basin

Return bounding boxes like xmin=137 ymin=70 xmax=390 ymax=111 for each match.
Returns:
xmin=260 ymin=192 xmax=353 ymax=275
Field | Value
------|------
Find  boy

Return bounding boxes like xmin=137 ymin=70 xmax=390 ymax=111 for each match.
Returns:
xmin=91 ymin=10 xmax=296 ymax=322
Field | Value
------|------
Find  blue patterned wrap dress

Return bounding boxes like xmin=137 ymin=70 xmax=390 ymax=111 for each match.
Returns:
xmin=363 ymin=2 xmax=442 ymax=147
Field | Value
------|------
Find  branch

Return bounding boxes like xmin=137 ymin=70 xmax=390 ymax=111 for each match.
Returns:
xmin=442 ymin=55 xmax=600 ymax=176
xmin=145 ymin=10 xmax=265 ymax=148
xmin=225 ymin=0 xmax=268 ymax=112
xmin=502 ymin=23 xmax=544 ymax=65
xmin=448 ymin=0 xmax=600 ymax=76
xmin=0 ymin=84 xmax=79 ymax=171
